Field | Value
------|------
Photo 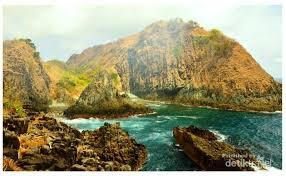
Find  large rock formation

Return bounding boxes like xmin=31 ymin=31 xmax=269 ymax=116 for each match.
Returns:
xmin=64 ymin=70 xmax=152 ymax=118
xmin=173 ymin=126 xmax=265 ymax=171
xmin=66 ymin=19 xmax=281 ymax=112
xmin=3 ymin=113 xmax=147 ymax=171
xmin=3 ymin=39 xmax=50 ymax=111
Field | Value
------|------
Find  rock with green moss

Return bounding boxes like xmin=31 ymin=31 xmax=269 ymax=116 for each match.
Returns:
xmin=64 ymin=70 xmax=152 ymax=118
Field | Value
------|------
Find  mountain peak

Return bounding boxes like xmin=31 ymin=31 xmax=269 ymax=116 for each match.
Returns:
xmin=65 ymin=19 xmax=281 ymax=111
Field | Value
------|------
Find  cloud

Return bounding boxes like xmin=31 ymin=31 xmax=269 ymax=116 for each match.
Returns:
xmin=3 ymin=4 xmax=282 ymax=77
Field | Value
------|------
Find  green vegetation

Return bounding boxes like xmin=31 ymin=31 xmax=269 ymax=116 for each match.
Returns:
xmin=3 ymin=100 xmax=26 ymax=117
xmin=33 ymin=52 xmax=40 ymax=59
xmin=173 ymin=44 xmax=184 ymax=58
xmin=18 ymin=38 xmax=36 ymax=49
xmin=57 ymin=73 xmax=88 ymax=93
xmin=64 ymin=98 xmax=152 ymax=117
xmin=18 ymin=38 xmax=41 ymax=59
xmin=44 ymin=60 xmax=98 ymax=104
xmin=193 ymin=29 xmax=235 ymax=58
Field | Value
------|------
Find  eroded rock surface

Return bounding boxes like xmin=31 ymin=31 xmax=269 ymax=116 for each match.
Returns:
xmin=3 ymin=114 xmax=147 ymax=171
xmin=3 ymin=39 xmax=50 ymax=111
xmin=173 ymin=125 xmax=265 ymax=171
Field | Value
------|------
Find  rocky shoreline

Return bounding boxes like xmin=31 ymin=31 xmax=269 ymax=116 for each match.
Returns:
xmin=3 ymin=112 xmax=147 ymax=171
xmin=173 ymin=125 xmax=266 ymax=171
xmin=64 ymin=110 xmax=155 ymax=120
xmin=146 ymin=98 xmax=281 ymax=113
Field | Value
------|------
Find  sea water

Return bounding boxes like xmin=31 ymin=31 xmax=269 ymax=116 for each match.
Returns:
xmin=57 ymin=103 xmax=282 ymax=171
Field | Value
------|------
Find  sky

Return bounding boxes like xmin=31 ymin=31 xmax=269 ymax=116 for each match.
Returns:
xmin=3 ymin=4 xmax=282 ymax=78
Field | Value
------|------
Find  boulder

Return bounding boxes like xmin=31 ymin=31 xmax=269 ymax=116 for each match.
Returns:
xmin=3 ymin=129 xmax=20 ymax=149
xmin=3 ymin=115 xmax=29 ymax=135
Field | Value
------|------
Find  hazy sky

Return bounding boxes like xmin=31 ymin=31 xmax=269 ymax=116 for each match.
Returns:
xmin=3 ymin=4 xmax=282 ymax=78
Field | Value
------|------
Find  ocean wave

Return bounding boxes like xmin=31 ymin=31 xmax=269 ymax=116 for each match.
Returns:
xmin=260 ymin=111 xmax=282 ymax=114
xmin=147 ymin=103 xmax=167 ymax=108
xmin=141 ymin=131 xmax=171 ymax=143
xmin=60 ymin=117 xmax=93 ymax=124
xmin=176 ymin=115 xmax=199 ymax=119
xmin=156 ymin=115 xmax=198 ymax=120
xmin=210 ymin=130 xmax=228 ymax=142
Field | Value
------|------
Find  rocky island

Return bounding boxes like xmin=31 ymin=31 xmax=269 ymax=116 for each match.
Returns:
xmin=64 ymin=70 xmax=153 ymax=119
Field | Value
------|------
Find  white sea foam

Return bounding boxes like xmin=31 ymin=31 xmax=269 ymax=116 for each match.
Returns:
xmin=210 ymin=130 xmax=228 ymax=142
xmin=157 ymin=115 xmax=198 ymax=120
xmin=147 ymin=103 xmax=161 ymax=107
xmin=176 ymin=115 xmax=199 ymax=119
xmin=260 ymin=111 xmax=282 ymax=114
xmin=265 ymin=166 xmax=281 ymax=171
xmin=251 ymin=164 xmax=281 ymax=171
xmin=61 ymin=117 xmax=92 ymax=124
xmin=141 ymin=131 xmax=171 ymax=144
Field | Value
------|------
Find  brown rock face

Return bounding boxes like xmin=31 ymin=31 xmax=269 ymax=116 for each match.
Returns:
xmin=66 ymin=19 xmax=281 ymax=111
xmin=78 ymin=122 xmax=147 ymax=171
xmin=3 ymin=39 xmax=50 ymax=111
xmin=3 ymin=113 xmax=147 ymax=171
xmin=173 ymin=126 xmax=265 ymax=171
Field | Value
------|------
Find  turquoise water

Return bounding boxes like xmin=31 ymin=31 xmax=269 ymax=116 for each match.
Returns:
xmin=58 ymin=103 xmax=282 ymax=170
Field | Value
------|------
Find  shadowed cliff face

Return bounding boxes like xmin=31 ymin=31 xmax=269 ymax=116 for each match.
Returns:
xmin=3 ymin=40 xmax=50 ymax=111
xmin=66 ymin=19 xmax=281 ymax=111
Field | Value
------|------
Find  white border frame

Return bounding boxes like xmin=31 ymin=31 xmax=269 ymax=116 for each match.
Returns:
xmin=0 ymin=0 xmax=285 ymax=176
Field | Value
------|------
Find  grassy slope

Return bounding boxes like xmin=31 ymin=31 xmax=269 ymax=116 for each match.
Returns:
xmin=44 ymin=60 xmax=93 ymax=104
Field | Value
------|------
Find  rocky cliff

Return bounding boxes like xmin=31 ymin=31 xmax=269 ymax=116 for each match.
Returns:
xmin=3 ymin=39 xmax=50 ymax=111
xmin=64 ymin=70 xmax=152 ymax=118
xmin=66 ymin=19 xmax=281 ymax=112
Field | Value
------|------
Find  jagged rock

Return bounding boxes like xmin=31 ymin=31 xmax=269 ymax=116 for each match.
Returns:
xmin=3 ymin=115 xmax=29 ymax=135
xmin=3 ymin=129 xmax=20 ymax=149
xmin=40 ymin=145 xmax=50 ymax=155
xmin=3 ymin=148 xmax=18 ymax=161
xmin=76 ymin=122 xmax=147 ymax=171
xmin=173 ymin=126 xmax=265 ymax=171
xmin=3 ymin=114 xmax=147 ymax=171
